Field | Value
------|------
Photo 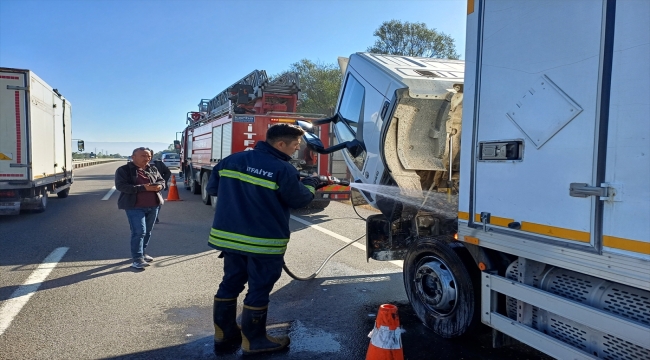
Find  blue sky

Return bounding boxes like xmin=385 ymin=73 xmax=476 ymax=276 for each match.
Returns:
xmin=0 ymin=0 xmax=467 ymax=153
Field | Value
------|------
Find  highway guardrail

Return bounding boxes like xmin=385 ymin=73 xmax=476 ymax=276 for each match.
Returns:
xmin=72 ymin=159 xmax=123 ymax=169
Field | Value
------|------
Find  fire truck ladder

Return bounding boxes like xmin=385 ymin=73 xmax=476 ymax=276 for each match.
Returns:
xmin=197 ymin=70 xmax=300 ymax=120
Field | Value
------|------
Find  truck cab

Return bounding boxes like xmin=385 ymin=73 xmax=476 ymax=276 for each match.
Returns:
xmin=330 ymin=53 xmax=464 ymax=210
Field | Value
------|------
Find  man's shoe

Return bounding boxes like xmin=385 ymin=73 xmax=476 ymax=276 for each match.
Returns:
xmin=143 ymin=254 xmax=154 ymax=262
xmin=131 ymin=259 xmax=148 ymax=269
xmin=241 ymin=305 xmax=289 ymax=354
xmin=155 ymin=218 xmax=160 ymax=223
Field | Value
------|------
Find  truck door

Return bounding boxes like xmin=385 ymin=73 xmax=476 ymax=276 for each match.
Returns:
xmin=601 ymin=1 xmax=650 ymax=258
xmin=0 ymin=71 xmax=28 ymax=180
xmin=211 ymin=125 xmax=222 ymax=162
xmin=469 ymin=0 xmax=610 ymax=250
xmin=28 ymin=75 xmax=56 ymax=180
xmin=52 ymin=95 xmax=66 ymax=176
xmin=221 ymin=122 xmax=232 ymax=159
xmin=334 ymin=69 xmax=386 ymax=185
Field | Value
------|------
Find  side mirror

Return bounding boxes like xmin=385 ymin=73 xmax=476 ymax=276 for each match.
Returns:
xmin=303 ymin=132 xmax=326 ymax=152
xmin=77 ymin=140 xmax=85 ymax=152
xmin=296 ymin=120 xmax=315 ymax=133
xmin=302 ymin=132 xmax=364 ymax=156
xmin=296 ymin=114 xmax=365 ymax=156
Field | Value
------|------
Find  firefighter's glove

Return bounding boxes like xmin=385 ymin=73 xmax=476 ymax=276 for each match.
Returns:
xmin=301 ymin=176 xmax=321 ymax=192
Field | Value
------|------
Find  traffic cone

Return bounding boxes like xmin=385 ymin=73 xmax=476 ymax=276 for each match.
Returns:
xmin=166 ymin=175 xmax=182 ymax=201
xmin=366 ymin=304 xmax=404 ymax=360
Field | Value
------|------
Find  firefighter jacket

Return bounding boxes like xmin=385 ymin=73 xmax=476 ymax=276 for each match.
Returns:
xmin=206 ymin=141 xmax=317 ymax=257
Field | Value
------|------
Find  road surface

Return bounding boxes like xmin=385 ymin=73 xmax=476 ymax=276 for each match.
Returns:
xmin=0 ymin=161 xmax=549 ymax=359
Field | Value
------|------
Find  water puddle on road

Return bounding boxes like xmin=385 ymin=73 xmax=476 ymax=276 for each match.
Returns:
xmin=286 ymin=320 xmax=341 ymax=353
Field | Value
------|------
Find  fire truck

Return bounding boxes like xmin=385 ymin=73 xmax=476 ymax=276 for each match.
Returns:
xmin=179 ymin=70 xmax=350 ymax=209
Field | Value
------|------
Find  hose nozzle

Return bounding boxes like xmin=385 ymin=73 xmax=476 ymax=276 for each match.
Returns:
xmin=299 ymin=172 xmax=349 ymax=186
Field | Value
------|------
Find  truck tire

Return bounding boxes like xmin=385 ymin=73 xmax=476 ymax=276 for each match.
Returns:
xmin=57 ymin=188 xmax=70 ymax=198
xmin=210 ymin=196 xmax=217 ymax=211
xmin=35 ymin=189 xmax=48 ymax=213
xmin=184 ymin=166 xmax=191 ymax=190
xmin=403 ymin=236 xmax=481 ymax=338
xmin=201 ymin=172 xmax=211 ymax=205
xmin=189 ymin=170 xmax=200 ymax=195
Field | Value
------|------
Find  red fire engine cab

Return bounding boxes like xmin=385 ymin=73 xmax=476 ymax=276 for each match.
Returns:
xmin=180 ymin=70 xmax=350 ymax=209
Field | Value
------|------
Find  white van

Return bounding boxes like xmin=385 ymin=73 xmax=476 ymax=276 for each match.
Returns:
xmin=161 ymin=153 xmax=180 ymax=170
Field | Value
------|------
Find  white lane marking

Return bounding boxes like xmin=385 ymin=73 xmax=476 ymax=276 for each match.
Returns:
xmin=0 ymin=247 xmax=69 ymax=336
xmin=289 ymin=215 xmax=403 ymax=268
xmin=101 ymin=186 xmax=116 ymax=200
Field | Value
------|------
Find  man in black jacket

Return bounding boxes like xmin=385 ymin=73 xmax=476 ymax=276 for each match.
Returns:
xmin=149 ymin=150 xmax=171 ymax=223
xmin=206 ymin=124 xmax=322 ymax=355
xmin=115 ymin=147 xmax=166 ymax=269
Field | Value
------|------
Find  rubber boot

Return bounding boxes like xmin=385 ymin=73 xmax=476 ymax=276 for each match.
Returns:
xmin=241 ymin=305 xmax=290 ymax=354
xmin=213 ymin=297 xmax=242 ymax=353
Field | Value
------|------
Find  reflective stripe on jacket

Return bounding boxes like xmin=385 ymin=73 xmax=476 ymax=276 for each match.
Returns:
xmin=206 ymin=141 xmax=314 ymax=257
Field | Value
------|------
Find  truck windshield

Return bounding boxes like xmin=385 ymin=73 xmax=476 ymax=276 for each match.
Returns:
xmin=335 ymin=74 xmax=367 ymax=171
xmin=338 ymin=74 xmax=365 ymax=133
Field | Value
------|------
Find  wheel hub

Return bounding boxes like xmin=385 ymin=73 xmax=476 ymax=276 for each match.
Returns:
xmin=413 ymin=256 xmax=457 ymax=315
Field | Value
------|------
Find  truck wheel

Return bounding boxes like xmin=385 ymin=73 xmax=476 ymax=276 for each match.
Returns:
xmin=184 ymin=167 xmax=191 ymax=190
xmin=189 ymin=172 xmax=201 ymax=194
xmin=201 ymin=173 xmax=211 ymax=205
xmin=403 ymin=236 xmax=480 ymax=338
xmin=57 ymin=188 xmax=70 ymax=198
xmin=210 ymin=196 xmax=217 ymax=211
xmin=35 ymin=189 xmax=48 ymax=213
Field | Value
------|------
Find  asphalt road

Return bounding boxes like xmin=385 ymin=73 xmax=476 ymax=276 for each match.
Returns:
xmin=0 ymin=161 xmax=549 ymax=359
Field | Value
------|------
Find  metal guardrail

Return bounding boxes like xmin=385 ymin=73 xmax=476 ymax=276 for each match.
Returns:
xmin=72 ymin=159 xmax=123 ymax=169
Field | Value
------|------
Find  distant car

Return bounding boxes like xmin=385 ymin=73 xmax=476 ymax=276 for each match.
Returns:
xmin=161 ymin=153 xmax=180 ymax=169
xmin=127 ymin=156 xmax=132 ymax=162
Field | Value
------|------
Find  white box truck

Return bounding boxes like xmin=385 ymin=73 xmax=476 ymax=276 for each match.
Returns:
xmin=299 ymin=1 xmax=649 ymax=358
xmin=0 ymin=68 xmax=76 ymax=215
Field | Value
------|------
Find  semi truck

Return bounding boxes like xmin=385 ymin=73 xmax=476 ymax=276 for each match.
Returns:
xmin=179 ymin=70 xmax=350 ymax=209
xmin=0 ymin=68 xmax=79 ymax=215
xmin=298 ymin=1 xmax=650 ymax=358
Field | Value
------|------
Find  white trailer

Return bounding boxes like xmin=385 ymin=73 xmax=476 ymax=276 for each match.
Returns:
xmin=0 ymin=68 xmax=75 ymax=214
xmin=459 ymin=1 xmax=650 ymax=358
xmin=298 ymin=1 xmax=649 ymax=358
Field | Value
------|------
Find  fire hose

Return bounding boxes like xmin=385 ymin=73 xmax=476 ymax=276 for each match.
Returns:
xmin=282 ymin=173 xmax=363 ymax=281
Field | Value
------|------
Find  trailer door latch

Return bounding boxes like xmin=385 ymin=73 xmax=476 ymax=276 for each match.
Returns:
xmin=480 ymin=212 xmax=491 ymax=232
xmin=569 ymin=183 xmax=609 ymax=199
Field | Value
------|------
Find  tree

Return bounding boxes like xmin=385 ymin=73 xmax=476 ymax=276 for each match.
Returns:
xmin=367 ymin=20 xmax=459 ymax=59
xmin=275 ymin=59 xmax=342 ymax=116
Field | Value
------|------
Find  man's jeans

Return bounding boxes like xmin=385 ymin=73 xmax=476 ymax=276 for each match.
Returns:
xmin=125 ymin=206 xmax=160 ymax=261
xmin=216 ymin=251 xmax=284 ymax=307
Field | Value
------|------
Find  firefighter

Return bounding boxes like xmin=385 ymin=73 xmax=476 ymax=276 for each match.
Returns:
xmin=206 ymin=124 xmax=322 ymax=354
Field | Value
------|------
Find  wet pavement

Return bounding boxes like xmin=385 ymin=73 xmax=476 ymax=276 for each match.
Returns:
xmin=1 ymin=164 xmax=551 ymax=360
xmin=109 ymin=299 xmax=551 ymax=360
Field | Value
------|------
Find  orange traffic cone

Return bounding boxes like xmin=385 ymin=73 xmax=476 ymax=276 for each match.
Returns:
xmin=166 ymin=175 xmax=182 ymax=201
xmin=366 ymin=304 xmax=404 ymax=360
